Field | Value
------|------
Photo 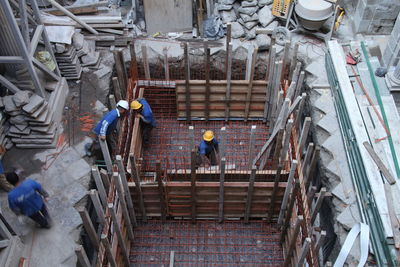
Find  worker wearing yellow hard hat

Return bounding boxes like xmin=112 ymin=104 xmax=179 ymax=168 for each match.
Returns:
xmin=130 ymin=98 xmax=156 ymax=144
xmin=197 ymin=130 xmax=219 ymax=167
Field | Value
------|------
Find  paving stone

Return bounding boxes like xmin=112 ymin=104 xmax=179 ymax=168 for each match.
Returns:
xmin=73 ymin=136 xmax=94 ymax=157
xmin=258 ymin=0 xmax=273 ymax=7
xmin=4 ymin=95 xmax=19 ymax=113
xmin=238 ymin=18 xmax=258 ymax=30
xmin=337 ymin=204 xmax=361 ymax=231
xmin=65 ymin=158 xmax=91 ymax=181
xmin=14 ymin=123 xmax=28 ymax=132
xmin=220 ymin=9 xmax=237 ymax=24
xmin=316 ymin=114 xmax=339 ymax=135
xmin=313 ymin=93 xmax=335 ymax=114
xmin=217 ymin=3 xmax=233 ymax=11
xmin=238 ymin=6 xmax=258 ymax=16
xmin=231 ymin=21 xmax=245 ymax=38
xmin=240 ymin=12 xmax=259 ymax=22
xmin=241 ymin=0 xmax=258 ymax=7
xmin=10 ymin=115 xmax=28 ymax=125
xmin=332 ymin=183 xmax=356 ymax=205
xmin=256 ymin=34 xmax=271 ymax=51
xmin=258 ymin=5 xmax=274 ymax=27
xmin=12 ymin=91 xmax=31 ymax=107
xmin=22 ymin=94 xmax=44 ymax=114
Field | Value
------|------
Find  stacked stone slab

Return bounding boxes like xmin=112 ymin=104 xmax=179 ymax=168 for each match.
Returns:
xmin=214 ymin=0 xmax=276 ymax=49
xmin=53 ymin=32 xmax=100 ymax=80
xmin=3 ymin=78 xmax=69 ymax=148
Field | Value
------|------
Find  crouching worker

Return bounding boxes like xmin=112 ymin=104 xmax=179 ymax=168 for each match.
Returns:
xmin=93 ymin=100 xmax=129 ymax=154
xmin=197 ymin=130 xmax=219 ymax=168
xmin=7 ymin=172 xmax=51 ymax=229
xmin=130 ymin=98 xmax=156 ymax=144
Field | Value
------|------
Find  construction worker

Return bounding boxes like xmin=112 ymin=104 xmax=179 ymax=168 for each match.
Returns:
xmin=0 ymin=145 xmax=13 ymax=192
xmin=131 ymin=98 xmax=156 ymax=144
xmin=93 ymin=100 xmax=129 ymax=154
xmin=6 ymin=172 xmax=51 ymax=229
xmin=197 ymin=130 xmax=219 ymax=167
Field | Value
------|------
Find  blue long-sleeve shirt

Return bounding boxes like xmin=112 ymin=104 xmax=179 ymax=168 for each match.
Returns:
xmin=0 ymin=160 xmax=4 ymax=174
xmin=138 ymin=98 xmax=156 ymax=127
xmin=93 ymin=109 xmax=120 ymax=136
xmin=199 ymin=139 xmax=219 ymax=155
xmin=8 ymin=179 xmax=47 ymax=216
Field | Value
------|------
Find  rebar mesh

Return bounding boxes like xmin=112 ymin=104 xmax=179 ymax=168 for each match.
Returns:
xmin=130 ymin=220 xmax=284 ymax=266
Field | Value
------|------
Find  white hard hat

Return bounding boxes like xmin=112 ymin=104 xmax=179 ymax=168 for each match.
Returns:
xmin=116 ymin=100 xmax=129 ymax=110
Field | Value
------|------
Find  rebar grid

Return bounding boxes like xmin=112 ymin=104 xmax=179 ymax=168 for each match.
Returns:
xmin=140 ymin=118 xmax=285 ymax=179
xmin=130 ymin=220 xmax=284 ymax=266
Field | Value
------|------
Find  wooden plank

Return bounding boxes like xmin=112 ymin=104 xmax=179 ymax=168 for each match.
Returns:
xmin=113 ymin=50 xmax=128 ymax=97
xmin=286 ymin=81 xmax=297 ymax=102
xmin=363 ymin=142 xmax=396 ymax=185
xmin=184 ymin=43 xmax=191 ymax=121
xmin=245 ymin=48 xmax=258 ymax=120
xmin=278 ymin=160 xmax=298 ymax=225
xmin=77 ymin=207 xmax=99 ymax=251
xmin=130 ymin=41 xmax=138 ymax=80
xmin=46 ymin=0 xmax=99 ymax=34
xmin=244 ymin=167 xmax=257 ymax=223
xmin=298 ymin=117 xmax=312 ymax=155
xmin=311 ymin=187 xmax=326 ymax=224
xmin=268 ymin=165 xmax=282 ymax=221
xmin=99 ymin=169 xmax=110 ymax=192
xmin=169 ymin=250 xmax=175 ymax=267
xmin=283 ymin=216 xmax=304 ymax=267
xmin=30 ymin=25 xmax=44 ymax=57
xmin=99 ymin=139 xmax=113 ymax=174
xmin=117 ymin=155 xmax=138 ymax=225
xmin=225 ymin=42 xmax=233 ymax=121
xmin=19 ymin=0 xmax=30 ymax=50
xmin=91 ymin=166 xmax=107 ymax=207
xmin=108 ymin=203 xmax=130 ymax=266
xmin=156 ymin=160 xmax=167 ymax=221
xmin=296 ymin=237 xmax=311 ymax=267
xmin=191 ymin=149 xmax=197 ymax=223
xmin=384 ymin=183 xmax=400 ymax=248
xmin=112 ymin=77 xmax=122 ymax=101
xmin=128 ymin=154 xmax=146 ymax=222
xmin=0 ymin=56 xmax=24 ymax=63
xmin=301 ymin=143 xmax=314 ymax=176
xmin=205 ymin=42 xmax=210 ymax=120
xmin=225 ymin=23 xmax=232 ymax=74
xmin=75 ymin=245 xmax=91 ymax=267
xmin=289 ymin=44 xmax=299 ymax=81
xmin=280 ymin=119 xmax=293 ymax=164
xmin=112 ymin=172 xmax=135 ymax=241
xmin=305 ymin=146 xmax=320 ymax=190
xmin=0 ymin=74 xmax=21 ymax=93
xmin=314 ymin=230 xmax=326 ymax=257
xmin=295 ymin=93 xmax=307 ymax=128
xmin=89 ymin=190 xmax=105 ymax=224
xmin=141 ymin=45 xmax=150 ymax=79
xmin=164 ymin=48 xmax=170 ymax=80
xmin=248 ymin=125 xmax=257 ymax=169
xmin=218 ymin=158 xmax=226 ymax=223
xmin=101 ymin=234 xmax=117 ymax=267
xmin=280 ymin=179 xmax=300 ymax=242
xmin=281 ymin=40 xmax=291 ymax=83
xmin=294 ymin=71 xmax=305 ymax=99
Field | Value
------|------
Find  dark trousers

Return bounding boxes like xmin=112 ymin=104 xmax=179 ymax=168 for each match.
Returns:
xmin=29 ymin=204 xmax=51 ymax=228
xmin=140 ymin=120 xmax=153 ymax=143
xmin=196 ymin=148 xmax=218 ymax=167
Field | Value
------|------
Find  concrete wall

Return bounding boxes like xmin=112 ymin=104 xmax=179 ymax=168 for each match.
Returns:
xmin=383 ymin=12 xmax=400 ymax=67
xmin=352 ymin=0 xmax=400 ymax=34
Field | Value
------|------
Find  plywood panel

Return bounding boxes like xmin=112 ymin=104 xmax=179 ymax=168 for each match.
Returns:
xmin=144 ymin=0 xmax=193 ymax=34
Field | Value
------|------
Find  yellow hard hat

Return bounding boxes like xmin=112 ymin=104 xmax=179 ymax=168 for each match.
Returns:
xmin=203 ymin=130 xmax=214 ymax=141
xmin=130 ymin=100 xmax=143 ymax=110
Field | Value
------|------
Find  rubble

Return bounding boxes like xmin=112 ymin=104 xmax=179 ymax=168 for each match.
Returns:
xmin=256 ymin=34 xmax=271 ymax=50
xmin=258 ymin=5 xmax=274 ymax=27
xmin=231 ymin=21 xmax=245 ymax=38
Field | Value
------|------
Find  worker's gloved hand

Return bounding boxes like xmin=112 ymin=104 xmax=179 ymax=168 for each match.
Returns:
xmin=100 ymin=135 xmax=106 ymax=141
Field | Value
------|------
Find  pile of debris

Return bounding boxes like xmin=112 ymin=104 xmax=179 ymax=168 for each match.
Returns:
xmin=214 ymin=0 xmax=277 ymax=48
xmin=2 ymin=78 xmax=69 ymax=148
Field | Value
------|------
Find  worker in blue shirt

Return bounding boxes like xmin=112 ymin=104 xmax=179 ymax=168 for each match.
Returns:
xmin=93 ymin=100 xmax=129 ymax=154
xmin=6 ymin=172 xmax=51 ymax=228
xmin=131 ymin=98 xmax=156 ymax=144
xmin=197 ymin=130 xmax=219 ymax=167
xmin=0 ymin=146 xmax=13 ymax=192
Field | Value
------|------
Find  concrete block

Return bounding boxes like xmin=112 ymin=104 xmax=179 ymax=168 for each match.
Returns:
xmin=258 ymin=5 xmax=274 ymax=27
xmin=238 ymin=6 xmax=258 ymax=16
xmin=256 ymin=34 xmax=271 ymax=51
xmin=316 ymin=114 xmax=339 ymax=135
xmin=332 ymin=183 xmax=356 ymax=205
xmin=231 ymin=21 xmax=245 ymax=38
